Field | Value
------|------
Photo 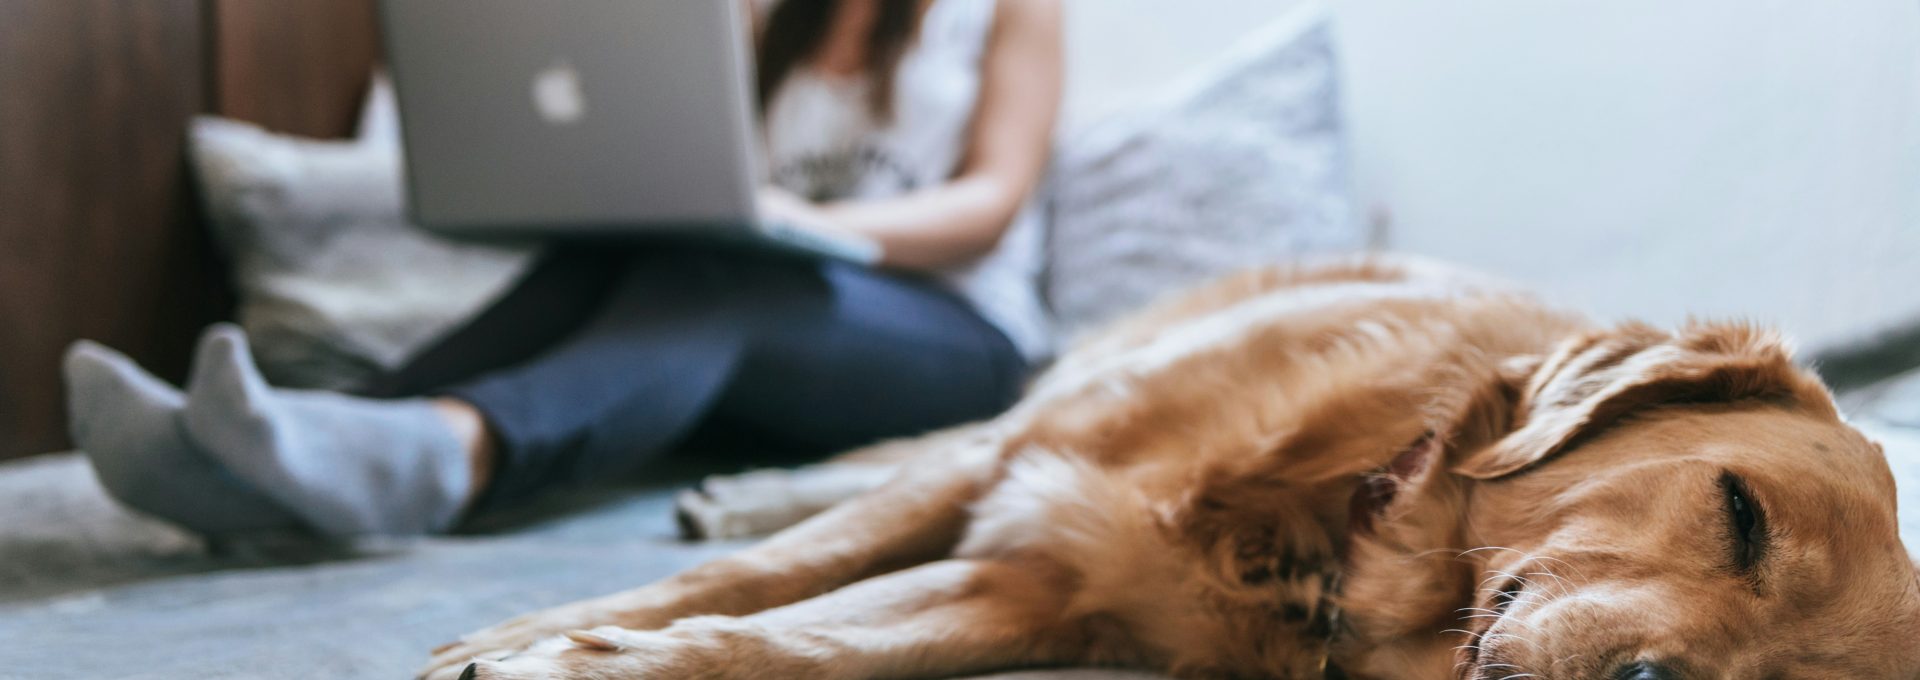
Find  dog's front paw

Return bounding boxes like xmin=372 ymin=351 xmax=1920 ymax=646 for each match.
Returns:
xmin=458 ymin=627 xmax=676 ymax=680
xmin=676 ymin=469 xmax=807 ymax=540
xmin=420 ymin=603 xmax=621 ymax=680
xmin=420 ymin=631 xmax=539 ymax=679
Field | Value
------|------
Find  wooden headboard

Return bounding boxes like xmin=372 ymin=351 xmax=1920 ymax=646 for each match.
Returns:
xmin=0 ymin=0 xmax=381 ymax=459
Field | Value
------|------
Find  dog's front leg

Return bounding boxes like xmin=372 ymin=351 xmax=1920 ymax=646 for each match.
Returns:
xmin=420 ymin=432 xmax=1000 ymax=680
xmin=463 ymin=558 xmax=1096 ymax=680
xmin=675 ymin=462 xmax=902 ymax=540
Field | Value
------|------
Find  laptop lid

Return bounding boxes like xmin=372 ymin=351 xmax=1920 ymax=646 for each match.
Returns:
xmin=379 ymin=1 xmax=763 ymax=233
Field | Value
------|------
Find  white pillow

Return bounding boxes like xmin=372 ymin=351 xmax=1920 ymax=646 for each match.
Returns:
xmin=189 ymin=79 xmax=539 ymax=390
xmin=1044 ymin=4 xmax=1364 ymax=340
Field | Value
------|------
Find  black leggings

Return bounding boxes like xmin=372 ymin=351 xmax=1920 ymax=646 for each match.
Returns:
xmin=364 ymin=245 xmax=1028 ymax=512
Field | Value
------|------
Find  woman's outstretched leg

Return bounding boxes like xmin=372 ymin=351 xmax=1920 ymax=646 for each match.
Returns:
xmin=63 ymin=327 xmax=499 ymax=537
xmin=147 ymin=247 xmax=774 ymax=536
xmin=180 ymin=326 xmax=485 ymax=536
xmin=90 ymin=246 xmax=1027 ymax=538
xmin=64 ymin=339 xmax=304 ymax=535
xmin=62 ymin=246 xmax=621 ymax=537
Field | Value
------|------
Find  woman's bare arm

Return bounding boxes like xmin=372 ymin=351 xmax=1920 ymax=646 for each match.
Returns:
xmin=812 ymin=0 xmax=1063 ymax=271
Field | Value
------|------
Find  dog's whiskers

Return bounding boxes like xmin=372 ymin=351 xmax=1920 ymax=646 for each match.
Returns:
xmin=1525 ymin=570 xmax=1575 ymax=591
xmin=1457 ymin=546 xmax=1526 ymax=560
xmin=1547 ymin=653 xmax=1586 ymax=678
xmin=1522 ymin=553 xmax=1591 ymax=584
xmin=1483 ymin=632 xmax=1541 ymax=650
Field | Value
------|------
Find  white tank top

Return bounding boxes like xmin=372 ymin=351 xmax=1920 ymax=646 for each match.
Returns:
xmin=762 ymin=0 xmax=1051 ymax=360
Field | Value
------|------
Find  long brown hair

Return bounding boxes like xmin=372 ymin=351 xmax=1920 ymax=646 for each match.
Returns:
xmin=755 ymin=0 xmax=923 ymax=122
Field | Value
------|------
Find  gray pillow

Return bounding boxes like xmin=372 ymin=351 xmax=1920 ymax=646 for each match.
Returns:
xmin=189 ymin=79 xmax=539 ymax=390
xmin=1044 ymin=6 xmax=1364 ymax=340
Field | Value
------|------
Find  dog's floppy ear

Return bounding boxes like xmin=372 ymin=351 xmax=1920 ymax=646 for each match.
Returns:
xmin=1454 ymin=321 xmax=1836 ymax=480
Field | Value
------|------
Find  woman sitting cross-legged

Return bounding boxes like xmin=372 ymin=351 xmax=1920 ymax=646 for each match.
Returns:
xmin=63 ymin=0 xmax=1062 ymax=537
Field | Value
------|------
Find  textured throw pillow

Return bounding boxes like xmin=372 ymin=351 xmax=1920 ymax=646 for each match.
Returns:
xmin=1044 ymin=5 xmax=1364 ymax=340
xmin=189 ymin=78 xmax=540 ymax=390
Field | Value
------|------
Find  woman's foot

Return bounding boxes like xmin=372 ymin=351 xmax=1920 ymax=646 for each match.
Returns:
xmin=63 ymin=340 xmax=303 ymax=535
xmin=182 ymin=325 xmax=473 ymax=536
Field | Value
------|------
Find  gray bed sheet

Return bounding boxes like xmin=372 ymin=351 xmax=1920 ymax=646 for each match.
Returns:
xmin=0 ymin=453 xmax=1164 ymax=679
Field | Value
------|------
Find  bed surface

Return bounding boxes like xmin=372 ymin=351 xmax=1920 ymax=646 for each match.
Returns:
xmin=6 ymin=372 xmax=1917 ymax=679
xmin=0 ymin=453 xmax=1166 ymax=679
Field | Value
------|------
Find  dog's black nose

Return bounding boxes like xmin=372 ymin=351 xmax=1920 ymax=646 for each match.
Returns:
xmin=1613 ymin=661 xmax=1675 ymax=680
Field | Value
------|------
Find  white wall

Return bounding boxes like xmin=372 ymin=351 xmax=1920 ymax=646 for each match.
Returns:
xmin=1332 ymin=1 xmax=1920 ymax=350
xmin=1062 ymin=0 xmax=1304 ymax=130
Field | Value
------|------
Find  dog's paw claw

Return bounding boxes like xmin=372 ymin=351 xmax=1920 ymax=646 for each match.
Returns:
xmin=674 ymin=489 xmax=711 ymax=541
xmin=563 ymin=629 xmax=623 ymax=651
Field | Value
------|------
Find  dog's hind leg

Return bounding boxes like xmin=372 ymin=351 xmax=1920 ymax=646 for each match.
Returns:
xmin=420 ymin=423 xmax=1004 ymax=680
xmin=675 ymin=462 xmax=900 ymax=540
xmin=462 ymin=558 xmax=1109 ymax=680
xmin=674 ymin=424 xmax=981 ymax=540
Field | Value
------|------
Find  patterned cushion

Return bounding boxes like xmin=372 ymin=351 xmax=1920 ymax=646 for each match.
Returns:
xmin=1044 ymin=5 xmax=1364 ymax=341
xmin=188 ymin=79 xmax=537 ymax=390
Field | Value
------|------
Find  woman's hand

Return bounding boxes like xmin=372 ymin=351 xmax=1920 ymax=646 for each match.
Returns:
xmin=757 ymin=186 xmax=864 ymax=241
xmin=758 ymin=187 xmax=884 ymax=264
xmin=756 ymin=187 xmax=833 ymax=232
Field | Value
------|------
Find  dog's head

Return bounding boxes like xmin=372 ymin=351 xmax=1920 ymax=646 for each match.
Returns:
xmin=1440 ymin=323 xmax=1920 ymax=679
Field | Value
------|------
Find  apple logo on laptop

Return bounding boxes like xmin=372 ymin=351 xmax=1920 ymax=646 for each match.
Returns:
xmin=531 ymin=60 xmax=587 ymax=125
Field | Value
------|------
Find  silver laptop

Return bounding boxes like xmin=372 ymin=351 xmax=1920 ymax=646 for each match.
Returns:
xmin=378 ymin=0 xmax=879 ymax=263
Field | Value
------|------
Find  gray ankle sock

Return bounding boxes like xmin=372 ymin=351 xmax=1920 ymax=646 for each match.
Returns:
xmin=182 ymin=325 xmax=473 ymax=536
xmin=64 ymin=340 xmax=304 ymax=535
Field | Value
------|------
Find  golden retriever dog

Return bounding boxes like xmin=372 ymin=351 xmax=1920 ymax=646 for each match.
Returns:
xmin=421 ymin=257 xmax=1920 ymax=680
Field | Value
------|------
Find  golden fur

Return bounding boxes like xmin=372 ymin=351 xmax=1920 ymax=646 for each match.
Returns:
xmin=421 ymin=257 xmax=1920 ymax=680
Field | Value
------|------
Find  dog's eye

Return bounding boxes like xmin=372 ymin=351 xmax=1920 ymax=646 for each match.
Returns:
xmin=1490 ymin=577 xmax=1525 ymax=614
xmin=1721 ymin=472 xmax=1765 ymax=572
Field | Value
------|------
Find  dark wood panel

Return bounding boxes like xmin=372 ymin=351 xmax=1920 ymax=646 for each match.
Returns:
xmin=0 ymin=0 xmax=383 ymax=459
xmin=213 ymin=0 xmax=379 ymax=138
xmin=0 ymin=0 xmax=227 ymax=458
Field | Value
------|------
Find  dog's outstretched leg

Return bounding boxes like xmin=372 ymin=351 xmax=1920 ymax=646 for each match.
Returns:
xmin=674 ymin=424 xmax=982 ymax=540
xmin=675 ymin=463 xmax=900 ymax=540
xmin=462 ymin=558 xmax=1095 ymax=680
xmin=420 ymin=424 xmax=1002 ymax=680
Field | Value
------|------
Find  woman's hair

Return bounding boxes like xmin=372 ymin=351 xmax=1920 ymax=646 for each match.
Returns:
xmin=755 ymin=0 xmax=922 ymax=121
